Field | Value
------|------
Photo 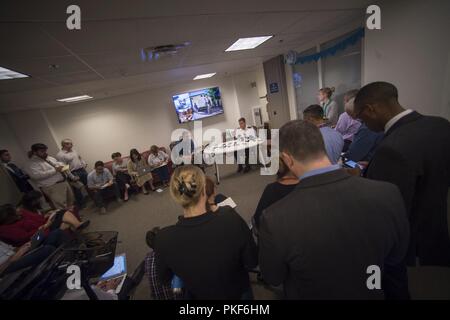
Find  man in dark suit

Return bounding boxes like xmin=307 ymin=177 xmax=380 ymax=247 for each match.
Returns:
xmin=354 ymin=82 xmax=450 ymax=266
xmin=0 ymin=149 xmax=34 ymax=193
xmin=258 ymin=120 xmax=410 ymax=299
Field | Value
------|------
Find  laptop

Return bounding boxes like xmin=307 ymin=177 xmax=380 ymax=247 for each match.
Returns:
xmin=96 ymin=253 xmax=127 ymax=294
xmin=137 ymin=166 xmax=152 ymax=177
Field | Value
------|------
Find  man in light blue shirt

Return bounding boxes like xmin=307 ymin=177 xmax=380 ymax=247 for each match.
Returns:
xmin=303 ymin=105 xmax=344 ymax=164
xmin=87 ymin=161 xmax=122 ymax=213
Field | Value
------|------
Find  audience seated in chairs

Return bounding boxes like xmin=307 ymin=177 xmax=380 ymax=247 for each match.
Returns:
xmin=252 ymin=159 xmax=299 ymax=231
xmin=154 ymin=165 xmax=257 ymax=300
xmin=127 ymin=149 xmax=155 ymax=194
xmin=147 ymin=145 xmax=170 ymax=188
xmin=87 ymin=161 xmax=122 ymax=214
xmin=111 ymin=152 xmax=131 ymax=201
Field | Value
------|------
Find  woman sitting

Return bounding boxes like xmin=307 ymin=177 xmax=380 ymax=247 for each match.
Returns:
xmin=252 ymin=159 xmax=299 ymax=230
xmin=154 ymin=165 xmax=257 ymax=300
xmin=147 ymin=145 xmax=170 ymax=187
xmin=127 ymin=148 xmax=155 ymax=194
xmin=0 ymin=191 xmax=88 ymax=247
xmin=111 ymin=152 xmax=131 ymax=201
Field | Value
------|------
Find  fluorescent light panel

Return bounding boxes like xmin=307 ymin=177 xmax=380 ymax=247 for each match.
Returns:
xmin=57 ymin=95 xmax=93 ymax=103
xmin=0 ymin=66 xmax=29 ymax=80
xmin=193 ymin=73 xmax=216 ymax=80
xmin=225 ymin=36 xmax=273 ymax=51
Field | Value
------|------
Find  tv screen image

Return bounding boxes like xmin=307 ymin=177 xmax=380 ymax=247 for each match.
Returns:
xmin=172 ymin=87 xmax=223 ymax=123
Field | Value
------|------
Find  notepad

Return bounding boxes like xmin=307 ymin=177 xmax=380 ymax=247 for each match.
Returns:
xmin=217 ymin=197 xmax=237 ymax=209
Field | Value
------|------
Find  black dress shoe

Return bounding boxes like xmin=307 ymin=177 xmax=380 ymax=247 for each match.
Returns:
xmin=237 ymin=165 xmax=243 ymax=173
xmin=243 ymin=166 xmax=251 ymax=173
xmin=76 ymin=220 xmax=90 ymax=232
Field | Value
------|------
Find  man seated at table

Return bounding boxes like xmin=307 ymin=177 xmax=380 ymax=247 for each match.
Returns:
xmin=234 ymin=117 xmax=256 ymax=173
xmin=148 ymin=145 xmax=170 ymax=187
xmin=87 ymin=161 xmax=122 ymax=214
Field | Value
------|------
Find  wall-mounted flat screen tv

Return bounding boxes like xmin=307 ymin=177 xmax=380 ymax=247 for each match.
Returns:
xmin=172 ymin=87 xmax=223 ymax=123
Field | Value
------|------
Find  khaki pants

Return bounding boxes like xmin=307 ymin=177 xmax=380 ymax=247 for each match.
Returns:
xmin=41 ymin=181 xmax=74 ymax=209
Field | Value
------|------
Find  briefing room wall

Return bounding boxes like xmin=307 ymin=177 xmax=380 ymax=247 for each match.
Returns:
xmin=363 ymin=0 xmax=450 ymax=120
xmin=41 ymin=74 xmax=244 ymax=167
xmin=232 ymin=70 xmax=264 ymax=127
xmin=0 ymin=114 xmax=28 ymax=168
xmin=4 ymin=109 xmax=60 ymax=161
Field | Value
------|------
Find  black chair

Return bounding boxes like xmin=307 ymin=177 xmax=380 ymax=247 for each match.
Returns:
xmin=117 ymin=259 xmax=146 ymax=300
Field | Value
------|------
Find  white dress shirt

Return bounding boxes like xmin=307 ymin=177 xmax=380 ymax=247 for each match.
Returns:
xmin=56 ymin=149 xmax=86 ymax=171
xmin=384 ymin=109 xmax=414 ymax=133
xmin=235 ymin=126 xmax=256 ymax=140
xmin=148 ymin=150 xmax=169 ymax=167
xmin=28 ymin=155 xmax=65 ymax=188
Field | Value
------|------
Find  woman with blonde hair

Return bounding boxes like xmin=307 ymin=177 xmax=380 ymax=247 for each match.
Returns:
xmin=154 ymin=165 xmax=257 ymax=299
xmin=318 ymin=87 xmax=339 ymax=126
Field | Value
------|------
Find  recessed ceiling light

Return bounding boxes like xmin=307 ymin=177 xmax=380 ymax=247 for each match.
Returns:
xmin=193 ymin=73 xmax=216 ymax=80
xmin=57 ymin=95 xmax=93 ymax=103
xmin=225 ymin=36 xmax=273 ymax=51
xmin=0 ymin=66 xmax=29 ymax=80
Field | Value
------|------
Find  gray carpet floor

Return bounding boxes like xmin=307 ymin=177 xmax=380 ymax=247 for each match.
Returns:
xmin=82 ymin=164 xmax=450 ymax=300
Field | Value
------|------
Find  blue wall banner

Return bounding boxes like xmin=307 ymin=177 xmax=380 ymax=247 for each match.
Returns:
xmin=285 ymin=28 xmax=365 ymax=65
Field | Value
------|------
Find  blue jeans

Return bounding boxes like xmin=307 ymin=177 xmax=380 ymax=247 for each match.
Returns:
xmin=154 ymin=165 xmax=170 ymax=183
xmin=71 ymin=168 xmax=88 ymax=208
xmin=3 ymin=245 xmax=56 ymax=274
xmin=92 ymin=183 xmax=121 ymax=208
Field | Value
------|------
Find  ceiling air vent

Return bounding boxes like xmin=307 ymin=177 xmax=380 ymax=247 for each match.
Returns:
xmin=141 ymin=42 xmax=191 ymax=61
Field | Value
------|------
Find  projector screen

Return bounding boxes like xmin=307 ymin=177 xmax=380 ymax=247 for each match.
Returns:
xmin=172 ymin=87 xmax=223 ymax=123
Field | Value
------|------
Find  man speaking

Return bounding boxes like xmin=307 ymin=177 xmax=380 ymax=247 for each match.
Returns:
xmin=234 ymin=118 xmax=256 ymax=173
